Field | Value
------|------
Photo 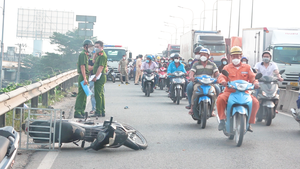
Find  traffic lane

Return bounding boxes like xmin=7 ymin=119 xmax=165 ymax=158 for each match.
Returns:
xmin=26 ymin=83 xmax=300 ymax=168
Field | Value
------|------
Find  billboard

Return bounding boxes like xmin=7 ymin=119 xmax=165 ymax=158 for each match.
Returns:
xmin=17 ymin=8 xmax=74 ymax=39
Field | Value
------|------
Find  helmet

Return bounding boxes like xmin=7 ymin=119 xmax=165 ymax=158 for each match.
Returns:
xmin=172 ymin=53 xmax=180 ymax=59
xmin=230 ymin=46 xmax=242 ymax=55
xmin=241 ymin=56 xmax=248 ymax=61
xmin=151 ymin=55 xmax=155 ymax=61
xmin=200 ymin=48 xmax=210 ymax=55
xmin=83 ymin=39 xmax=94 ymax=47
xmin=262 ymin=51 xmax=272 ymax=57
xmin=157 ymin=56 xmax=161 ymax=60
xmin=221 ymin=57 xmax=228 ymax=61
xmin=146 ymin=55 xmax=152 ymax=60
xmin=194 ymin=46 xmax=203 ymax=54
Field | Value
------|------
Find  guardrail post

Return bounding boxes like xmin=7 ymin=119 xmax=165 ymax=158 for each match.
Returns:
xmin=42 ymin=92 xmax=48 ymax=107
xmin=0 ymin=114 xmax=5 ymax=127
xmin=49 ymin=88 xmax=55 ymax=95
xmin=31 ymin=96 xmax=38 ymax=108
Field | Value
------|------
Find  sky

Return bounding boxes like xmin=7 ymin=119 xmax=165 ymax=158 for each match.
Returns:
xmin=1 ymin=0 xmax=300 ymax=57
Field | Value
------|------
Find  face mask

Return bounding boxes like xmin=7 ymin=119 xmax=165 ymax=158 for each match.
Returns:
xmin=232 ymin=58 xmax=240 ymax=65
xmin=169 ymin=60 xmax=172 ymax=63
xmin=189 ymin=61 xmax=192 ymax=64
xmin=174 ymin=59 xmax=179 ymax=63
xmin=222 ymin=61 xmax=227 ymax=65
xmin=123 ymin=57 xmax=126 ymax=59
xmin=263 ymin=57 xmax=270 ymax=63
xmin=200 ymin=56 xmax=207 ymax=62
xmin=161 ymin=60 xmax=164 ymax=63
xmin=242 ymin=61 xmax=247 ymax=64
xmin=195 ymin=55 xmax=200 ymax=60
xmin=146 ymin=60 xmax=150 ymax=63
xmin=180 ymin=60 xmax=182 ymax=63
xmin=88 ymin=47 xmax=94 ymax=53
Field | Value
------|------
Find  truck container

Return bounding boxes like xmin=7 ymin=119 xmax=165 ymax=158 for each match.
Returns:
xmin=242 ymin=27 xmax=300 ymax=88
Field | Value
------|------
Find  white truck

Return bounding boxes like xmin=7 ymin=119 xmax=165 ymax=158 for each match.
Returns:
xmin=180 ymin=30 xmax=226 ymax=66
xmin=242 ymin=27 xmax=300 ymax=88
xmin=103 ymin=45 xmax=131 ymax=81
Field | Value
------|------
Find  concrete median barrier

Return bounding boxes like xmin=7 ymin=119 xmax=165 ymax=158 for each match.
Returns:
xmin=277 ymin=89 xmax=299 ymax=112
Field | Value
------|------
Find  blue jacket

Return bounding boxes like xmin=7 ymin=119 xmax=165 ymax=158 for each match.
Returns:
xmin=167 ymin=62 xmax=186 ymax=75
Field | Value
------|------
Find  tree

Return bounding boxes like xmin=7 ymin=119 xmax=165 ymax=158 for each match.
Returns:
xmin=20 ymin=29 xmax=97 ymax=82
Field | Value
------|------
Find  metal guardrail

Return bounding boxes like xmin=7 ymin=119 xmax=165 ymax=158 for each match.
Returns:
xmin=0 ymin=69 xmax=78 ymax=116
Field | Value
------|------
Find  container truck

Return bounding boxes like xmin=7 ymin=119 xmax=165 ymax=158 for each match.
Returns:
xmin=180 ymin=30 xmax=226 ymax=66
xmin=242 ymin=27 xmax=300 ymax=88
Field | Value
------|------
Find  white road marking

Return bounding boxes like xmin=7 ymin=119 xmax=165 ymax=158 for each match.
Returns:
xmin=37 ymin=151 xmax=59 ymax=169
xmin=278 ymin=112 xmax=293 ymax=118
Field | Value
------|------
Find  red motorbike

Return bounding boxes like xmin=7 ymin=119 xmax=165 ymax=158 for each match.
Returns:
xmin=158 ymin=67 xmax=168 ymax=90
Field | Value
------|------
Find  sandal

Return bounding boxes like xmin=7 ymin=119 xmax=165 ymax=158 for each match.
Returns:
xmin=89 ymin=110 xmax=95 ymax=114
xmin=188 ymin=109 xmax=193 ymax=115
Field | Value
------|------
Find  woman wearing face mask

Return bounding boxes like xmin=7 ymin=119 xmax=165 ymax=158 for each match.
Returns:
xmin=218 ymin=57 xmax=228 ymax=73
xmin=241 ymin=56 xmax=249 ymax=64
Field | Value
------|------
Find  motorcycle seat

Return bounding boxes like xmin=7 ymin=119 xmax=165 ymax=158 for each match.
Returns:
xmin=0 ymin=135 xmax=10 ymax=162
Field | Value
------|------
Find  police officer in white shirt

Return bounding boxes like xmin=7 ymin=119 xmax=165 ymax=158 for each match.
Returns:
xmin=254 ymin=51 xmax=283 ymax=81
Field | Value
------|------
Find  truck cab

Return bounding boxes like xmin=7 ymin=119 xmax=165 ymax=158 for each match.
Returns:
xmin=104 ymin=45 xmax=128 ymax=80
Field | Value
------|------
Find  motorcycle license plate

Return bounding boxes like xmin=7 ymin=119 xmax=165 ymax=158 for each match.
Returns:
xmin=173 ymin=78 xmax=183 ymax=83
xmin=290 ymin=82 xmax=299 ymax=86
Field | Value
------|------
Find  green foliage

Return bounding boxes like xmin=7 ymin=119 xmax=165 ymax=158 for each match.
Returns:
xmin=20 ymin=28 xmax=97 ymax=82
xmin=0 ymin=81 xmax=31 ymax=93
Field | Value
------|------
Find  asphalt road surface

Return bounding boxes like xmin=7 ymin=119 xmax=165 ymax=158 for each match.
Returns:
xmin=16 ymin=81 xmax=300 ymax=169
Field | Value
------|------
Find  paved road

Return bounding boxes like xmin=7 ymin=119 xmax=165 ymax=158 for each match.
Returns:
xmin=17 ymin=81 xmax=300 ymax=169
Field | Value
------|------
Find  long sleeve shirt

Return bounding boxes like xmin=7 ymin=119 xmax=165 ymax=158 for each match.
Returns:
xmin=141 ymin=61 xmax=158 ymax=71
xmin=167 ymin=62 xmax=186 ymax=74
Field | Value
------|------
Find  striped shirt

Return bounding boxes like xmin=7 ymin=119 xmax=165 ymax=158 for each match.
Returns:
xmin=191 ymin=60 xmax=218 ymax=77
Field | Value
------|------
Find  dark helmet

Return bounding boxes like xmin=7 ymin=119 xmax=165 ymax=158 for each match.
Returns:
xmin=172 ymin=53 xmax=180 ymax=59
xmin=241 ymin=56 xmax=248 ymax=61
xmin=194 ymin=46 xmax=203 ymax=54
xmin=221 ymin=57 xmax=228 ymax=61
xmin=83 ymin=39 xmax=94 ymax=47
xmin=262 ymin=51 xmax=272 ymax=57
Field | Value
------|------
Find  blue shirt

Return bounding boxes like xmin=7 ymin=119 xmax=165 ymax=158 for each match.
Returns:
xmin=167 ymin=62 xmax=186 ymax=75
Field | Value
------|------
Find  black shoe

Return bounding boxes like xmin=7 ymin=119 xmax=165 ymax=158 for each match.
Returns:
xmin=74 ymin=114 xmax=84 ymax=119
xmin=102 ymin=113 xmax=105 ymax=117
xmin=135 ymin=83 xmax=139 ymax=85
xmin=218 ymin=120 xmax=226 ymax=131
xmin=121 ymin=82 xmax=124 ymax=84
xmin=247 ymin=125 xmax=253 ymax=132
xmin=126 ymin=82 xmax=130 ymax=84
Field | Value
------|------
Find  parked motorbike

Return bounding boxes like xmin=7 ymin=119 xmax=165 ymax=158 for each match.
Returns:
xmin=142 ymin=69 xmax=155 ymax=97
xmin=106 ymin=65 xmax=116 ymax=83
xmin=127 ymin=63 xmax=134 ymax=80
xmin=23 ymin=117 xmax=147 ymax=151
xmin=217 ymin=70 xmax=262 ymax=147
xmin=191 ymin=75 xmax=217 ymax=128
xmin=158 ymin=67 xmax=167 ymax=90
xmin=169 ymin=71 xmax=186 ymax=105
xmin=291 ymin=108 xmax=300 ymax=126
xmin=255 ymin=70 xmax=285 ymax=126
xmin=0 ymin=126 xmax=19 ymax=169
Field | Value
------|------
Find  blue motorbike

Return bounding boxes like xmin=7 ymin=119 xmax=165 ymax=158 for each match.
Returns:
xmin=218 ymin=70 xmax=261 ymax=147
xmin=192 ymin=75 xmax=217 ymax=129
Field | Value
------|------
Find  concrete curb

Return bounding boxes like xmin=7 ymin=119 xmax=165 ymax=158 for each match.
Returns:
xmin=278 ymin=89 xmax=299 ymax=112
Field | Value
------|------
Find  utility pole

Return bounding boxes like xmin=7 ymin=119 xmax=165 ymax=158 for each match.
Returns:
xmin=16 ymin=43 xmax=26 ymax=83
xmin=0 ymin=0 xmax=5 ymax=89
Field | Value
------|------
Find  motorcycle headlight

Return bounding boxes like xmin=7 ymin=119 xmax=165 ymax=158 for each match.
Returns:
xmin=201 ymin=77 xmax=211 ymax=84
xmin=145 ymin=75 xmax=154 ymax=81
xmin=174 ymin=72 xmax=184 ymax=76
xmin=235 ymin=83 xmax=248 ymax=91
xmin=160 ymin=75 xmax=165 ymax=78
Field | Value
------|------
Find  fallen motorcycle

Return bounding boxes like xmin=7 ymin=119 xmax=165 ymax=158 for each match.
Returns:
xmin=23 ymin=117 xmax=147 ymax=151
xmin=0 ymin=126 xmax=19 ymax=169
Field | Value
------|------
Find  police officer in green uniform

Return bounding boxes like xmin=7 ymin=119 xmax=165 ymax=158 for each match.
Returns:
xmin=92 ymin=41 xmax=107 ymax=117
xmin=74 ymin=39 xmax=94 ymax=118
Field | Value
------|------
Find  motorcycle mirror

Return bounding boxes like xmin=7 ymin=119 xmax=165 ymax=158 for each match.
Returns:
xmin=279 ymin=69 xmax=285 ymax=75
xmin=255 ymin=73 xmax=262 ymax=79
xmin=252 ymin=68 xmax=257 ymax=73
xmin=221 ymin=70 xmax=229 ymax=77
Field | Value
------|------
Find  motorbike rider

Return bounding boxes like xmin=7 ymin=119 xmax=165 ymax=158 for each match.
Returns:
xmin=218 ymin=57 xmax=228 ymax=73
xmin=188 ymin=48 xmax=220 ymax=115
xmin=141 ymin=55 xmax=158 ymax=89
xmin=241 ymin=56 xmax=249 ymax=64
xmin=185 ymin=46 xmax=206 ymax=109
xmin=217 ymin=46 xmax=260 ymax=132
xmin=167 ymin=53 xmax=187 ymax=98
xmin=185 ymin=58 xmax=193 ymax=71
xmin=254 ymin=51 xmax=283 ymax=82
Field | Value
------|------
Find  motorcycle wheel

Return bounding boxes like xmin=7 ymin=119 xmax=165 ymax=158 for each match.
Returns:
xmin=266 ymin=107 xmax=273 ymax=126
xmin=160 ymin=79 xmax=163 ymax=90
xmin=122 ymin=124 xmax=148 ymax=150
xmin=146 ymin=84 xmax=151 ymax=97
xmin=235 ymin=114 xmax=246 ymax=147
xmin=112 ymin=76 xmax=115 ymax=83
xmin=176 ymin=88 xmax=181 ymax=105
xmin=200 ymin=102 xmax=207 ymax=129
